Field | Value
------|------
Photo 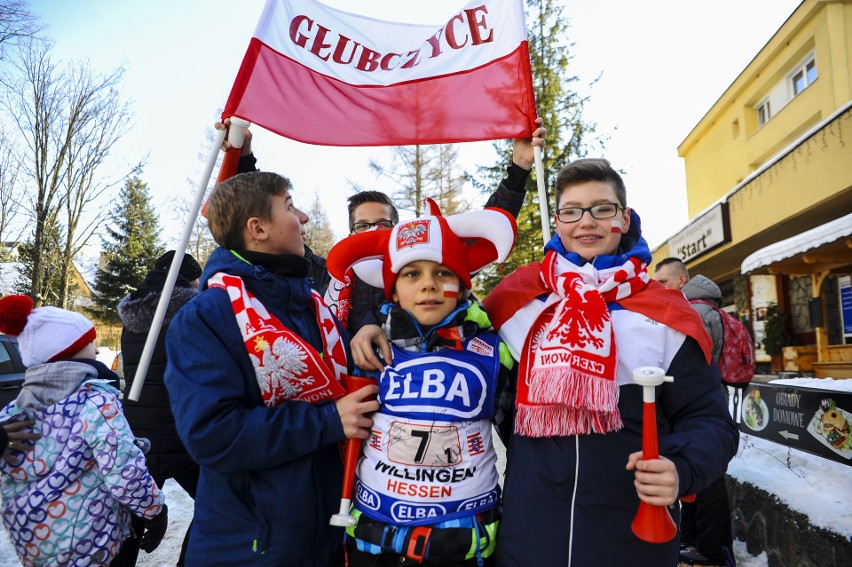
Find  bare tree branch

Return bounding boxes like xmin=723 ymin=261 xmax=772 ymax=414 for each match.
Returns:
xmin=0 ymin=39 xmax=134 ymax=307
xmin=0 ymin=0 xmax=43 ymax=59
xmin=0 ymin=128 xmax=25 ymax=254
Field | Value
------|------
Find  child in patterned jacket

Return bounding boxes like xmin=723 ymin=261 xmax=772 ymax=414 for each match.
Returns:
xmin=326 ymin=200 xmax=517 ymax=567
xmin=0 ymin=295 xmax=166 ymax=567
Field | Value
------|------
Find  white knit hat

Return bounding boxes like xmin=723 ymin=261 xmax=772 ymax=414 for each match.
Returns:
xmin=0 ymin=295 xmax=97 ymax=367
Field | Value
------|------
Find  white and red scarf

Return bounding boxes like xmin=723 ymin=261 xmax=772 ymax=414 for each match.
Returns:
xmin=516 ymin=251 xmax=649 ymax=437
xmin=324 ymin=269 xmax=354 ymax=329
xmin=208 ymin=272 xmax=347 ymax=407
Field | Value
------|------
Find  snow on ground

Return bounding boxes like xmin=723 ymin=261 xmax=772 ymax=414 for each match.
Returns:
xmin=0 ymin=377 xmax=849 ymax=566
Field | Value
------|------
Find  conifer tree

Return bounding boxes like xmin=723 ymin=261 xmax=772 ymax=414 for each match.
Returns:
xmin=90 ymin=177 xmax=162 ymax=325
xmin=305 ymin=193 xmax=336 ymax=257
xmin=15 ymin=221 xmax=64 ymax=304
xmin=472 ymin=0 xmax=599 ymax=294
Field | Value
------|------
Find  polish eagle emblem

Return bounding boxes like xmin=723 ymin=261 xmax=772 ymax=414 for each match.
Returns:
xmin=396 ymin=219 xmax=430 ymax=248
xmin=545 ymin=278 xmax=610 ymax=350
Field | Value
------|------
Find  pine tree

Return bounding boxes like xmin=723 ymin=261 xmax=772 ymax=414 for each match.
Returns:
xmin=15 ymin=221 xmax=64 ymax=304
xmin=305 ymin=193 xmax=336 ymax=257
xmin=472 ymin=0 xmax=599 ymax=294
xmin=90 ymin=177 xmax=162 ymax=325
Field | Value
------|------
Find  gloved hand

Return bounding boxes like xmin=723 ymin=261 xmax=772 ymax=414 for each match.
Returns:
xmin=140 ymin=504 xmax=168 ymax=553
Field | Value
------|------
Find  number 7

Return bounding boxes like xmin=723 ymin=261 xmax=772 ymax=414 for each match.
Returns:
xmin=411 ymin=429 xmax=430 ymax=463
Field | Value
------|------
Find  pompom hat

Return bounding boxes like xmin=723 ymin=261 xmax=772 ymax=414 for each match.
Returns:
xmin=327 ymin=199 xmax=518 ymax=299
xmin=0 ymin=295 xmax=97 ymax=367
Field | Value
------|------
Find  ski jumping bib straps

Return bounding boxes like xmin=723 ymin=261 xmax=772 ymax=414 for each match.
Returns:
xmin=208 ymin=272 xmax=347 ymax=406
xmin=355 ymin=333 xmax=502 ymax=525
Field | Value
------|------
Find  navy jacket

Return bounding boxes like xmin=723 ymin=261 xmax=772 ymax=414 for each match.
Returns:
xmin=165 ymin=248 xmax=348 ymax=566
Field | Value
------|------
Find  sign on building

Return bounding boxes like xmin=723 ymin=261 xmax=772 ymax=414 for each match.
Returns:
xmin=667 ymin=203 xmax=730 ymax=263
xmin=750 ymin=274 xmax=779 ymax=363
xmin=839 ymin=275 xmax=852 ymax=342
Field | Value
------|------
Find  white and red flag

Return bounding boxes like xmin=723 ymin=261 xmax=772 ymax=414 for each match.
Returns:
xmin=223 ymin=0 xmax=536 ymax=146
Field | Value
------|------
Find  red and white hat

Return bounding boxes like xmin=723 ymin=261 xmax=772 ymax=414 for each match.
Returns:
xmin=0 ymin=295 xmax=97 ymax=367
xmin=327 ymin=199 xmax=518 ymax=299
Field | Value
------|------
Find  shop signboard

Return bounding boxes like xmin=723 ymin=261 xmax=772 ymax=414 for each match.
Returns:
xmin=735 ymin=382 xmax=852 ymax=467
xmin=667 ymin=203 xmax=730 ymax=263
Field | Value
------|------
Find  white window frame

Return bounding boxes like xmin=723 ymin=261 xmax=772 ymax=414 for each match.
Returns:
xmin=756 ymin=99 xmax=772 ymax=127
xmin=789 ymin=53 xmax=817 ymax=97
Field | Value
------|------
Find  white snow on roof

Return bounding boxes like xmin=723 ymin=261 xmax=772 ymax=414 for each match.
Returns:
xmin=0 ymin=263 xmax=23 ymax=296
xmin=741 ymin=212 xmax=852 ymax=274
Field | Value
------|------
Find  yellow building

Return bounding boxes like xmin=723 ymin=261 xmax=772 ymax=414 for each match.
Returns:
xmin=651 ymin=0 xmax=852 ymax=377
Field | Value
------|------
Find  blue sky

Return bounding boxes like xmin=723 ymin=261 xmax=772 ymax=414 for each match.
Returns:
xmin=26 ymin=0 xmax=803 ymax=252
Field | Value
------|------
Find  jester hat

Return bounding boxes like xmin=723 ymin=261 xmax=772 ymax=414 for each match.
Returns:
xmin=326 ymin=199 xmax=517 ymax=300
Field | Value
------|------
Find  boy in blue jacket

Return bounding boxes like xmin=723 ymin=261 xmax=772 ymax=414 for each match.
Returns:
xmin=326 ymin=200 xmax=517 ymax=566
xmin=165 ymin=171 xmax=379 ymax=566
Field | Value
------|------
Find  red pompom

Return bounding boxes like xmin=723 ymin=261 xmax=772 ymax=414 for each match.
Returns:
xmin=0 ymin=295 xmax=34 ymax=336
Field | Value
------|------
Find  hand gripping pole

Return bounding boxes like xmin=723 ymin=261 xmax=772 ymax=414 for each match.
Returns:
xmin=330 ymin=375 xmax=376 ymax=527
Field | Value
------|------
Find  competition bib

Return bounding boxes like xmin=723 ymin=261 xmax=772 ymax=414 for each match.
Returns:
xmin=354 ymin=334 xmax=502 ymax=525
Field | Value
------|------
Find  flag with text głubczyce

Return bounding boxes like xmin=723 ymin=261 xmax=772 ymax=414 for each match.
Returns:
xmin=223 ymin=0 xmax=537 ymax=146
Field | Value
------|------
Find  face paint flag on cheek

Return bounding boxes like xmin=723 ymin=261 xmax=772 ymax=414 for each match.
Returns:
xmin=611 ymin=219 xmax=624 ymax=234
xmin=443 ymin=282 xmax=460 ymax=299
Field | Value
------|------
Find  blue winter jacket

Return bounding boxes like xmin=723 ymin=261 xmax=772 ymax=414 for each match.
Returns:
xmin=165 ymin=248 xmax=349 ymax=566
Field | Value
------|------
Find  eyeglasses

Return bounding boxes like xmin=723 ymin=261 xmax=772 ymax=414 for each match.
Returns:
xmin=351 ymin=220 xmax=394 ymax=233
xmin=555 ymin=203 xmax=622 ymax=223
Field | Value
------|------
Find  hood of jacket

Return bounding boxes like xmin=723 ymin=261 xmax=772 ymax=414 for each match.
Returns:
xmin=14 ymin=360 xmax=119 ymax=411
xmin=682 ymin=274 xmax=721 ymax=302
xmin=118 ymin=283 xmax=197 ymax=333
xmin=196 ymin=247 xmax=324 ymax=347
xmin=200 ymin=247 xmax=310 ymax=289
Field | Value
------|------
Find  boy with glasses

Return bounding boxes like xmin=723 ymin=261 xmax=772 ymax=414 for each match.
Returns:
xmin=481 ymin=158 xmax=738 ymax=566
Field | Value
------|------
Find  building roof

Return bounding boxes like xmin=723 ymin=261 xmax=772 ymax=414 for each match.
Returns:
xmin=741 ymin=212 xmax=852 ymax=274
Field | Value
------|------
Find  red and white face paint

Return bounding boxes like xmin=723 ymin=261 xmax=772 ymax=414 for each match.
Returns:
xmin=555 ymin=181 xmax=631 ymax=261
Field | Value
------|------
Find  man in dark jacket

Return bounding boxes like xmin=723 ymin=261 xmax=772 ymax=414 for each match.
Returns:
xmin=117 ymin=250 xmax=202 ymax=566
xmin=655 ymin=257 xmax=736 ymax=567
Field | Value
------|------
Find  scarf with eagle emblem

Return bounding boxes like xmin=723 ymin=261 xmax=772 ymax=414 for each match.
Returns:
xmin=514 ymin=250 xmax=648 ymax=436
xmin=208 ymin=272 xmax=347 ymax=406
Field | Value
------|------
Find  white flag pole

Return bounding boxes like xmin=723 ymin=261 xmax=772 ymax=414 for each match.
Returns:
xmin=127 ymin=120 xmax=250 ymax=401
xmin=534 ymin=145 xmax=551 ymax=244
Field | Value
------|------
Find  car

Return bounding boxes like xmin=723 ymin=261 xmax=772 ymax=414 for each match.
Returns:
xmin=111 ymin=351 xmax=124 ymax=379
xmin=0 ymin=334 xmax=26 ymax=408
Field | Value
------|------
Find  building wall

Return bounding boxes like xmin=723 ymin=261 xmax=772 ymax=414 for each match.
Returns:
xmin=651 ymin=104 xmax=852 ymax=281
xmin=676 ymin=0 xmax=852 ymax=218
xmin=651 ymin=0 xmax=852 ymax=280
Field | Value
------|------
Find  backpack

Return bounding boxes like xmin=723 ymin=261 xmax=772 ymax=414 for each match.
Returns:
xmin=690 ymin=299 xmax=756 ymax=385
